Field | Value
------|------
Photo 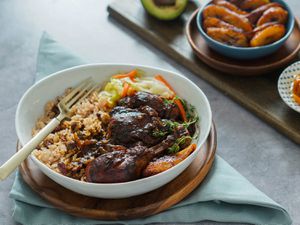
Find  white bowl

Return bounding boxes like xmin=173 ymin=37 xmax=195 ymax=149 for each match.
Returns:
xmin=16 ymin=64 xmax=212 ymax=198
xmin=278 ymin=61 xmax=300 ymax=113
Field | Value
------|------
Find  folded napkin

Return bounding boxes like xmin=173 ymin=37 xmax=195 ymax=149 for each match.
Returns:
xmin=9 ymin=32 xmax=292 ymax=225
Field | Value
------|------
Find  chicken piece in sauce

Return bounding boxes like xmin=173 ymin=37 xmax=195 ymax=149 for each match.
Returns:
xmin=119 ymin=91 xmax=180 ymax=120
xmin=107 ymin=106 xmax=168 ymax=147
xmin=85 ymin=135 xmax=175 ymax=183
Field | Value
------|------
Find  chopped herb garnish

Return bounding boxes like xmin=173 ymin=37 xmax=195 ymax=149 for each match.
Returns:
xmin=167 ymin=135 xmax=192 ymax=154
xmin=152 ymin=129 xmax=169 ymax=138
xmin=168 ymin=144 xmax=180 ymax=154
xmin=182 ymin=116 xmax=199 ymax=129
xmin=186 ymin=104 xmax=196 ymax=120
xmin=162 ymin=98 xmax=174 ymax=105
xmin=163 ymin=120 xmax=180 ymax=131
xmin=163 ymin=116 xmax=198 ymax=131
xmin=161 ymin=96 xmax=199 ymax=154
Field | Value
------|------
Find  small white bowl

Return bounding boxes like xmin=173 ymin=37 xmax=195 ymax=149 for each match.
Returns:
xmin=278 ymin=61 xmax=300 ymax=113
xmin=16 ymin=64 xmax=212 ymax=198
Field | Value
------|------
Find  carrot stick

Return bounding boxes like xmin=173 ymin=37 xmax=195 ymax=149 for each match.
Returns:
xmin=155 ymin=74 xmax=187 ymax=121
xmin=121 ymin=82 xmax=130 ymax=98
xmin=174 ymin=99 xmax=187 ymax=122
xmin=154 ymin=74 xmax=175 ymax=93
xmin=113 ymin=70 xmax=137 ymax=81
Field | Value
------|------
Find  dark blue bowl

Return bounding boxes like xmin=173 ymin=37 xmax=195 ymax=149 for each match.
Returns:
xmin=196 ymin=0 xmax=295 ymax=60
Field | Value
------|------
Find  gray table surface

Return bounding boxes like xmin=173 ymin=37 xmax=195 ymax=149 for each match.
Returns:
xmin=0 ymin=0 xmax=299 ymax=224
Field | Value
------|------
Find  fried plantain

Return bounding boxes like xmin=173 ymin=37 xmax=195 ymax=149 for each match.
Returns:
xmin=143 ymin=144 xmax=196 ymax=177
xmin=212 ymin=0 xmax=247 ymax=15
xmin=203 ymin=5 xmax=253 ymax=32
xmin=246 ymin=2 xmax=282 ymax=24
xmin=203 ymin=17 xmax=243 ymax=32
xmin=256 ymin=6 xmax=288 ymax=26
xmin=206 ymin=27 xmax=249 ymax=47
xmin=250 ymin=24 xmax=285 ymax=47
xmin=245 ymin=21 xmax=278 ymax=39
xmin=239 ymin=0 xmax=270 ymax=11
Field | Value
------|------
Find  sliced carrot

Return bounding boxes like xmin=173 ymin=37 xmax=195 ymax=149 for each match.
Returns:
xmin=174 ymin=99 xmax=187 ymax=122
xmin=121 ymin=82 xmax=130 ymax=98
xmin=154 ymin=74 xmax=175 ymax=93
xmin=113 ymin=70 xmax=137 ymax=81
xmin=154 ymin=75 xmax=187 ymax=121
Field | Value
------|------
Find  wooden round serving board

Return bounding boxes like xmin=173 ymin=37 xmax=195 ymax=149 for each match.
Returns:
xmin=186 ymin=9 xmax=300 ymax=76
xmin=18 ymin=123 xmax=217 ymax=220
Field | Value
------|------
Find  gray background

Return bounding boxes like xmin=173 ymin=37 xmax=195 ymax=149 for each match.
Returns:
xmin=0 ymin=0 xmax=299 ymax=224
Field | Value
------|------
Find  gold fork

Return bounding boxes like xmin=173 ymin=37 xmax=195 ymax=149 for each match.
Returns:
xmin=0 ymin=78 xmax=98 ymax=181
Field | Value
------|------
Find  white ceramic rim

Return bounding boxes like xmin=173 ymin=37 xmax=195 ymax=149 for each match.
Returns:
xmin=15 ymin=63 xmax=212 ymax=187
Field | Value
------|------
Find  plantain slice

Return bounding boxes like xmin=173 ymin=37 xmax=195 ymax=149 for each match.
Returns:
xmin=245 ymin=21 xmax=278 ymax=39
xmin=246 ymin=2 xmax=282 ymax=24
xmin=203 ymin=5 xmax=253 ymax=32
xmin=203 ymin=17 xmax=244 ymax=32
xmin=250 ymin=24 xmax=286 ymax=47
xmin=256 ymin=7 xmax=288 ymax=26
xmin=212 ymin=0 xmax=247 ymax=15
xmin=206 ymin=27 xmax=249 ymax=47
xmin=239 ymin=0 xmax=270 ymax=11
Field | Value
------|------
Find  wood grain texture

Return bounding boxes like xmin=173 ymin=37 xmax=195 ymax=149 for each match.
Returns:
xmin=186 ymin=10 xmax=300 ymax=76
xmin=107 ymin=0 xmax=300 ymax=144
xmin=18 ymin=124 xmax=217 ymax=220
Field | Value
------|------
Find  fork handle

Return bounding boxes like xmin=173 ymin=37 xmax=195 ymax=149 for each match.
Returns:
xmin=0 ymin=117 xmax=62 ymax=181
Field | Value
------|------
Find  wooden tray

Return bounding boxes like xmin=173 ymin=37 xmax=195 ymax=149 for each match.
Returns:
xmin=107 ymin=0 xmax=300 ymax=144
xmin=19 ymin=124 xmax=217 ymax=220
xmin=186 ymin=10 xmax=300 ymax=76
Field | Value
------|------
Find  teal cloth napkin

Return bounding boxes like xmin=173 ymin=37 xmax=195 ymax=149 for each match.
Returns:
xmin=9 ymin=32 xmax=292 ymax=225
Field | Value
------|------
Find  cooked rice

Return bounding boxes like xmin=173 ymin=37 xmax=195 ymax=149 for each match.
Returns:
xmin=33 ymin=89 xmax=110 ymax=181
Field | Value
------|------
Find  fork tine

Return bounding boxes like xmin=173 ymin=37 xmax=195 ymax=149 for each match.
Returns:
xmin=60 ymin=78 xmax=92 ymax=105
xmin=79 ymin=83 xmax=99 ymax=102
xmin=95 ymin=84 xmax=103 ymax=93
xmin=71 ymin=83 xmax=99 ymax=107
xmin=65 ymin=81 xmax=95 ymax=109
xmin=66 ymin=81 xmax=93 ymax=108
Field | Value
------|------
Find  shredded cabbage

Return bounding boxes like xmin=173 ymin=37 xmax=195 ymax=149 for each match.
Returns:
xmin=97 ymin=78 xmax=123 ymax=108
xmin=130 ymin=78 xmax=174 ymax=99
xmin=97 ymin=74 xmax=175 ymax=109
